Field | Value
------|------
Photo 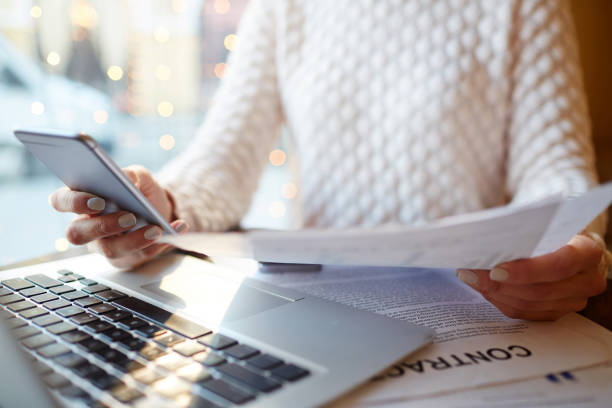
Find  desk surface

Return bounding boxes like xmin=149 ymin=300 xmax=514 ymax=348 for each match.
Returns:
xmin=2 ymin=247 xmax=611 ymax=332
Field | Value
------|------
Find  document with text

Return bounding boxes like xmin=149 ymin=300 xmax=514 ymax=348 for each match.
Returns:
xmin=253 ymin=266 xmax=612 ymax=405
xmin=162 ymin=183 xmax=612 ymax=269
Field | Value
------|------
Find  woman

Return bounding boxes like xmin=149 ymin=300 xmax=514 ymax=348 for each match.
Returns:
xmin=50 ymin=0 xmax=609 ymax=321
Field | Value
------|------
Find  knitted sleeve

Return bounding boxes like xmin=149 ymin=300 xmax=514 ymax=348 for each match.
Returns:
xmin=504 ymin=0 xmax=606 ymax=237
xmin=157 ymin=0 xmax=282 ymax=231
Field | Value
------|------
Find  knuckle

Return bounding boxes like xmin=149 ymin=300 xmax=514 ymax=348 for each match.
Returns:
xmin=97 ymin=240 xmax=117 ymax=259
xmin=66 ymin=226 xmax=84 ymax=245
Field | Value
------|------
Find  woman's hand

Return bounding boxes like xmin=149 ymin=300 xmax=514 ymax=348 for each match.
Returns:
xmin=49 ymin=165 xmax=189 ymax=269
xmin=456 ymin=234 xmax=607 ymax=320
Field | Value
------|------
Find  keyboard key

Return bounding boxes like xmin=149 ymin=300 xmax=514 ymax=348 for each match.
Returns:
xmin=2 ymin=278 xmax=34 ymax=291
xmin=138 ymin=343 xmax=168 ymax=361
xmin=57 ymin=269 xmax=74 ymax=276
xmin=32 ymin=314 xmax=62 ymax=327
xmin=155 ymin=352 xmax=191 ymax=371
xmin=134 ymin=324 xmax=166 ymax=338
xmin=104 ymin=310 xmax=131 ymax=322
xmin=154 ymin=332 xmax=185 ymax=347
xmin=85 ymin=320 xmax=115 ymax=334
xmin=31 ymin=293 xmax=58 ymax=304
xmin=13 ymin=325 xmax=41 ymax=339
xmin=96 ymin=290 xmax=127 ymax=302
xmin=200 ymin=378 xmax=255 ymax=404
xmin=59 ymin=385 xmax=90 ymax=400
xmin=7 ymin=317 xmax=28 ymax=329
xmin=50 ymin=285 xmax=75 ymax=295
xmin=62 ymin=290 xmax=88 ymax=301
xmin=71 ymin=313 xmax=99 ymax=325
xmin=22 ymin=333 xmax=55 ymax=349
xmin=89 ymin=303 xmax=116 ymax=315
xmin=72 ymin=363 xmax=105 ymax=379
xmin=114 ymin=297 xmax=212 ymax=339
xmin=71 ymin=274 xmax=85 ymax=280
xmin=58 ymin=275 xmax=77 ymax=283
xmin=152 ymin=377 xmax=191 ymax=398
xmin=33 ymin=360 xmax=53 ymax=375
xmin=110 ymin=384 xmax=144 ymax=403
xmin=118 ymin=317 xmax=147 ymax=330
xmin=95 ymin=347 xmax=129 ymax=365
xmin=113 ymin=358 xmax=144 ymax=374
xmin=176 ymin=363 xmax=211 ymax=382
xmin=224 ymin=344 xmax=259 ymax=360
xmin=78 ymin=338 xmax=107 ymax=352
xmin=192 ymin=351 xmax=226 ymax=367
xmin=79 ymin=278 xmax=97 ymax=286
xmin=118 ymin=337 xmax=146 ymax=352
xmin=197 ymin=333 xmax=237 ymax=350
xmin=101 ymin=328 xmax=131 ymax=342
xmin=75 ymin=296 xmax=102 ymax=307
xmin=0 ymin=287 xmax=12 ymax=296
xmin=25 ymin=274 xmax=62 ymax=289
xmin=43 ymin=372 xmax=70 ymax=389
xmin=19 ymin=307 xmax=48 ymax=320
xmin=47 ymin=321 xmax=77 ymax=335
xmin=173 ymin=341 xmax=207 ymax=356
xmin=217 ymin=363 xmax=281 ymax=392
xmin=61 ymin=330 xmax=92 ymax=344
xmin=8 ymin=300 xmax=36 ymax=312
xmin=20 ymin=287 xmax=46 ymax=297
xmin=131 ymin=367 xmax=165 ymax=385
xmin=92 ymin=375 xmax=122 ymax=392
xmin=37 ymin=343 xmax=71 ymax=358
xmin=271 ymin=364 xmax=310 ymax=382
xmin=57 ymin=305 xmax=85 ymax=318
xmin=176 ymin=394 xmax=221 ymax=408
xmin=55 ymin=352 xmax=88 ymax=368
xmin=247 ymin=354 xmax=284 ymax=370
xmin=44 ymin=298 xmax=71 ymax=310
xmin=0 ymin=293 xmax=23 ymax=305
xmin=82 ymin=284 xmax=110 ymax=294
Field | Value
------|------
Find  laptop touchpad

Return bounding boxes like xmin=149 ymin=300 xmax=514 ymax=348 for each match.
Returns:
xmin=139 ymin=257 xmax=291 ymax=326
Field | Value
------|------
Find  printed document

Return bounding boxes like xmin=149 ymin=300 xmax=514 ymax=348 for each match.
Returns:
xmin=253 ymin=266 xmax=612 ymax=404
xmin=161 ymin=183 xmax=612 ymax=269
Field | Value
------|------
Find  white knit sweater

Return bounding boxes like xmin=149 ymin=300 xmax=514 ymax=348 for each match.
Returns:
xmin=158 ymin=0 xmax=603 ymax=235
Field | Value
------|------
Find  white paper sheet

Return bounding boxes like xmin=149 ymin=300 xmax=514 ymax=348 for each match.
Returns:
xmin=252 ymin=266 xmax=612 ymax=405
xmin=161 ymin=183 xmax=612 ymax=269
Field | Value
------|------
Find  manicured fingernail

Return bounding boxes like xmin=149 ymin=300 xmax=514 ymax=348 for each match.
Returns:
xmin=490 ymin=266 xmax=509 ymax=282
xmin=118 ymin=213 xmax=137 ymax=228
xmin=87 ymin=197 xmax=105 ymax=211
xmin=174 ymin=221 xmax=188 ymax=233
xmin=144 ymin=226 xmax=162 ymax=241
xmin=457 ymin=269 xmax=479 ymax=286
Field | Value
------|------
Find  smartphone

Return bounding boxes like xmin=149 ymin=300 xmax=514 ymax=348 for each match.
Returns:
xmin=14 ymin=128 xmax=176 ymax=235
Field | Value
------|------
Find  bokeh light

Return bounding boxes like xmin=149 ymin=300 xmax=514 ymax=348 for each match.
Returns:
xmin=70 ymin=1 xmax=98 ymax=29
xmin=159 ymin=134 xmax=176 ymax=150
xmin=157 ymin=101 xmax=174 ymax=117
xmin=214 ymin=0 xmax=231 ymax=14
xmin=31 ymin=101 xmax=45 ymax=115
xmin=268 ymin=149 xmax=286 ymax=166
xmin=281 ymin=183 xmax=297 ymax=199
xmin=224 ymin=34 xmax=238 ymax=51
xmin=171 ymin=0 xmax=186 ymax=13
xmin=268 ymin=201 xmax=286 ymax=218
xmin=30 ymin=6 xmax=42 ymax=18
xmin=107 ymin=65 xmax=123 ymax=81
xmin=155 ymin=64 xmax=172 ymax=81
xmin=214 ymin=62 xmax=226 ymax=78
xmin=93 ymin=109 xmax=108 ymax=124
xmin=46 ymin=52 xmax=61 ymax=66
xmin=154 ymin=26 xmax=170 ymax=43
xmin=55 ymin=238 xmax=70 ymax=252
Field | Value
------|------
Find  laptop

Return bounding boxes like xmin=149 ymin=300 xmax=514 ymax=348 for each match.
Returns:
xmin=0 ymin=251 xmax=433 ymax=407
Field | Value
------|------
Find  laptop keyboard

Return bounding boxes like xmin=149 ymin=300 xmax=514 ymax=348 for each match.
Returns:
xmin=0 ymin=270 xmax=309 ymax=407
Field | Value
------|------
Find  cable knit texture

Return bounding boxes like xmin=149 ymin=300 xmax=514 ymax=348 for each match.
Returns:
xmin=157 ymin=0 xmax=603 ymax=235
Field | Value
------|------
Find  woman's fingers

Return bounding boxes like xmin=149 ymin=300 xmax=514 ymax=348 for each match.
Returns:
xmin=458 ymin=266 xmax=607 ymax=301
xmin=482 ymin=291 xmax=587 ymax=313
xmin=487 ymin=235 xmax=602 ymax=285
xmin=482 ymin=295 xmax=569 ymax=321
xmin=49 ymin=187 xmax=106 ymax=214
xmin=66 ymin=212 xmax=138 ymax=245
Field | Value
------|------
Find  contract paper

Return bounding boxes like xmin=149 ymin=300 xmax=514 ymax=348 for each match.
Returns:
xmin=161 ymin=182 xmax=612 ymax=269
xmin=252 ymin=266 xmax=612 ymax=405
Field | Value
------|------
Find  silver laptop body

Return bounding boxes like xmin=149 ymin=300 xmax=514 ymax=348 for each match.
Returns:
xmin=0 ymin=252 xmax=432 ymax=407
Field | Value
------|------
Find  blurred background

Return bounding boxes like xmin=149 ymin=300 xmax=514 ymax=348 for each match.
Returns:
xmin=0 ymin=0 xmax=610 ymax=265
xmin=0 ymin=0 xmax=297 ymax=265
